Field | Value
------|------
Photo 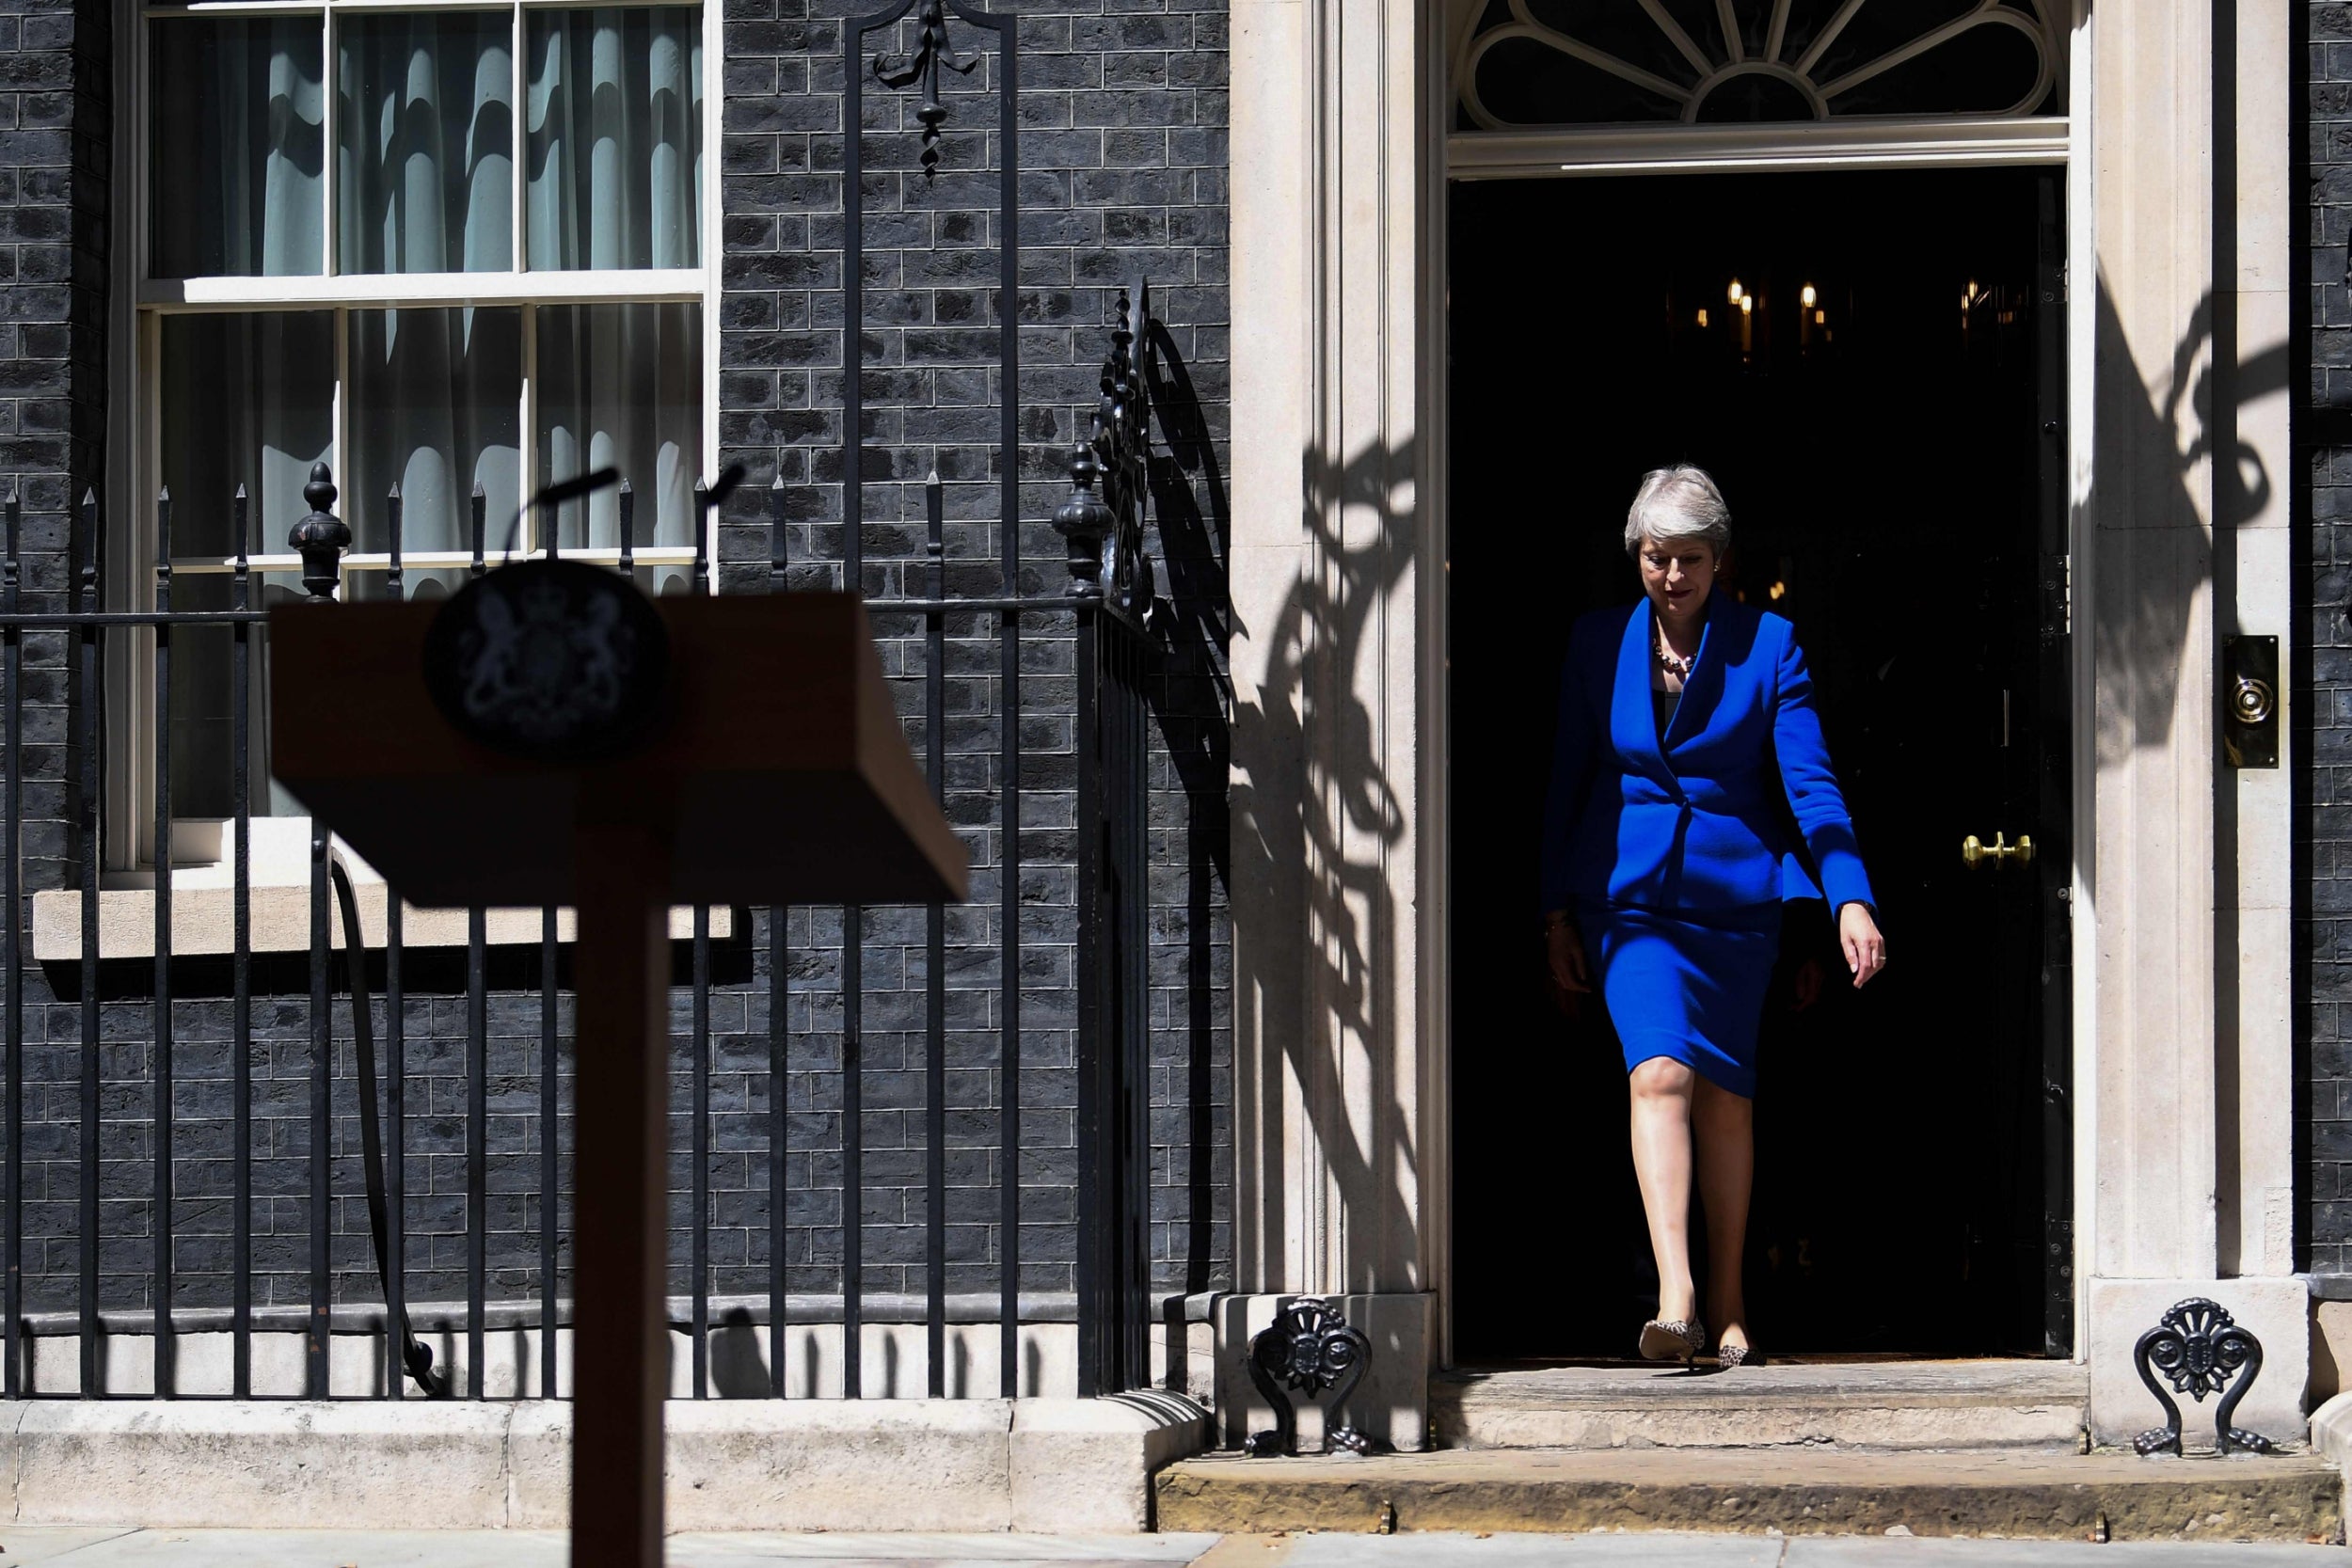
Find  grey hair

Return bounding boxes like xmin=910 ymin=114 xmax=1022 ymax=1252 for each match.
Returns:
xmin=1623 ymin=465 xmax=1731 ymax=560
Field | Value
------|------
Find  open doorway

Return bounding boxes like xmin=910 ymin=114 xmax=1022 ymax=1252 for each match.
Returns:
xmin=1447 ymin=168 xmax=2070 ymax=1364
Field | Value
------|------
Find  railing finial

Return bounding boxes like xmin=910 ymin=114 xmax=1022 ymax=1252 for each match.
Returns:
xmin=1054 ymin=442 xmax=1112 ymax=592
xmin=289 ymin=462 xmax=348 ymax=603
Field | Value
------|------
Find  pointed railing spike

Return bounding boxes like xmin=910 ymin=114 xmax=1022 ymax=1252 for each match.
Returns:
xmin=469 ymin=482 xmax=486 ymax=578
xmin=691 ymin=479 xmax=710 ymax=595
xmin=768 ymin=471 xmax=787 ymax=593
xmin=231 ymin=486 xmax=250 ymax=611
xmin=154 ymin=490 xmax=172 ymax=610
xmin=618 ymin=478 xmax=635 ymax=573
xmin=386 ymin=482 xmax=405 ymax=601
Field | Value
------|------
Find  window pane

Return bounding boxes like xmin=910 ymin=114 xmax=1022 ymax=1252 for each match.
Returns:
xmin=159 ymin=312 xmax=335 ymax=819
xmin=525 ymin=8 xmax=703 ymax=270
xmin=535 ymin=302 xmax=701 ymax=561
xmin=337 ymin=14 xmax=516 ymax=275
xmin=151 ymin=18 xmax=326 ymax=278
xmin=346 ymin=309 xmax=523 ymax=598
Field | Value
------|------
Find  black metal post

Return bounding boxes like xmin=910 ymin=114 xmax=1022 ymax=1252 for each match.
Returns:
xmin=294 ymin=465 xmax=344 ymax=1399
xmin=694 ymin=482 xmax=712 ymax=1399
xmin=151 ymin=487 xmax=175 ymax=1396
xmin=2 ymin=485 xmax=18 ymax=1401
xmin=1071 ymin=603 xmax=1102 ymax=1400
xmin=230 ymin=485 xmax=251 ymax=1398
xmin=542 ymin=895 xmax=560 ymax=1396
xmin=307 ymin=815 xmax=332 ymax=1397
xmin=993 ymin=51 xmax=1023 ymax=1381
xmin=768 ymin=473 xmax=788 ymax=1398
xmin=385 ymin=483 xmax=407 ymax=1399
xmin=468 ymin=484 xmax=486 ymax=1401
xmin=925 ymin=472 xmax=946 ymax=1398
xmin=693 ymin=904 xmax=711 ymax=1401
xmin=75 ymin=488 xmax=97 ymax=1399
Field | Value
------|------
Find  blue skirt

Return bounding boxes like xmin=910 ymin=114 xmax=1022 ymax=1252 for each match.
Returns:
xmin=1577 ymin=898 xmax=1782 ymax=1099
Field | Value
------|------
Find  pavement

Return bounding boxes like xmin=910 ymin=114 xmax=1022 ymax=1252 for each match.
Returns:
xmin=0 ymin=1532 xmax=2345 ymax=1568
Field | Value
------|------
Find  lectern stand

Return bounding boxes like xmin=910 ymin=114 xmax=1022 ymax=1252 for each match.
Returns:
xmin=271 ymin=586 xmax=966 ymax=1567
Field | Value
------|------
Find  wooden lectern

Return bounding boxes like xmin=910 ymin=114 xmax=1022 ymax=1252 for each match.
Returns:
xmin=271 ymin=578 xmax=966 ymax=1566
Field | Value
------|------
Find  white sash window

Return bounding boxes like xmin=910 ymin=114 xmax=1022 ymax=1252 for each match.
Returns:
xmin=120 ymin=0 xmax=717 ymax=844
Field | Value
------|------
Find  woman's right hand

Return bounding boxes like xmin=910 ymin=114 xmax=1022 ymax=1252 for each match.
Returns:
xmin=1547 ymin=917 xmax=1591 ymax=993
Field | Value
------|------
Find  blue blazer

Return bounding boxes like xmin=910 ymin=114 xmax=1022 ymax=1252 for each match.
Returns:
xmin=1540 ymin=594 xmax=1874 ymax=916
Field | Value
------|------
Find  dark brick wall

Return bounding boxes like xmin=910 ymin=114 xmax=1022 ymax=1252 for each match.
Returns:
xmin=2311 ymin=1 xmax=2351 ymax=1270
xmin=6 ymin=0 xmax=104 ymax=880
xmin=1 ymin=0 xmax=117 ymax=1313
xmin=1 ymin=0 xmax=1232 ymax=1326
xmin=710 ymin=0 xmax=1231 ymax=1303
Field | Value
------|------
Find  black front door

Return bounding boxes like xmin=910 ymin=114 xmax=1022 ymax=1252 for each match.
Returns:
xmin=1448 ymin=167 xmax=2071 ymax=1362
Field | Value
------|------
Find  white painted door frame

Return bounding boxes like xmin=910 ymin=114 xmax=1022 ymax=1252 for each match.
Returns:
xmin=1425 ymin=39 xmax=2096 ymax=1371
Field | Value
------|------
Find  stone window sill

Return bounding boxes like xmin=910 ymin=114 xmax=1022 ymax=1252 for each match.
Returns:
xmin=31 ymin=882 xmax=728 ymax=961
xmin=29 ymin=817 xmax=731 ymax=959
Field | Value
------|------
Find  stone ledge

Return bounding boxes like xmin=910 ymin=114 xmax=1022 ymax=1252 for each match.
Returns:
xmin=2311 ymin=1390 xmax=2352 ymax=1473
xmin=1013 ymin=1392 xmax=1214 ymax=1531
xmin=13 ymin=1400 xmax=517 ymax=1528
xmin=0 ymin=1395 xmax=1209 ymax=1532
xmin=1153 ymin=1447 xmax=2345 ymax=1541
xmin=1432 ymin=1359 xmax=2089 ymax=1451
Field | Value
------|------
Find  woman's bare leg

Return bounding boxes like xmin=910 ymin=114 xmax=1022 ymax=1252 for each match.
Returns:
xmin=1628 ymin=1057 xmax=1698 ymax=1323
xmin=1692 ymin=1076 xmax=1755 ymax=1351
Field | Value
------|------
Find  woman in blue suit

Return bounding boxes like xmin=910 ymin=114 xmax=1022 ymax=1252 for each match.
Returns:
xmin=1542 ymin=466 xmax=1885 ymax=1369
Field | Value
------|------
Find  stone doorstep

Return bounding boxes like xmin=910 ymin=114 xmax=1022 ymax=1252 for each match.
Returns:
xmin=0 ymin=1393 xmax=1210 ymax=1534
xmin=1432 ymin=1360 xmax=2092 ymax=1451
xmin=1152 ymin=1448 xmax=2345 ymax=1543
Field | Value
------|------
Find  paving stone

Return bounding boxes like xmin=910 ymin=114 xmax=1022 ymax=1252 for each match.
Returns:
xmin=0 ymin=1528 xmax=569 ymax=1567
xmin=669 ymin=1535 xmax=1213 ymax=1560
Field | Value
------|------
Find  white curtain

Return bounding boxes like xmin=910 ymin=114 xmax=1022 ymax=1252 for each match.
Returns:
xmin=158 ymin=313 xmax=335 ymax=818
xmin=347 ymin=309 xmax=524 ymax=580
xmin=151 ymin=17 xmax=326 ymax=277
xmin=337 ymin=13 xmax=516 ymax=274
xmin=535 ymin=302 xmax=702 ymax=562
xmin=526 ymin=8 xmax=704 ymax=270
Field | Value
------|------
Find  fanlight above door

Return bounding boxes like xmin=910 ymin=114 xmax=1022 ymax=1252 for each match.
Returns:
xmin=1455 ymin=0 xmax=2062 ymax=131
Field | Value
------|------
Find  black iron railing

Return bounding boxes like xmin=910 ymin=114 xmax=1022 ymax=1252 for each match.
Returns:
xmin=0 ymin=292 xmax=1161 ymax=1402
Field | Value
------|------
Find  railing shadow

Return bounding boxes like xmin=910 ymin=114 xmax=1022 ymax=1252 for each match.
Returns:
xmin=1230 ymin=432 xmax=1420 ymax=1293
xmin=1141 ymin=320 xmax=1232 ymax=1316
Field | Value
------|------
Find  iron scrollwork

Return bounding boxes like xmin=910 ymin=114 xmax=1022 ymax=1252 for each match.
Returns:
xmin=2131 ymin=1297 xmax=2278 ymax=1457
xmin=1053 ymin=285 xmax=1155 ymax=626
xmin=1241 ymin=1298 xmax=1375 ymax=1457
xmin=873 ymin=0 xmax=978 ymax=176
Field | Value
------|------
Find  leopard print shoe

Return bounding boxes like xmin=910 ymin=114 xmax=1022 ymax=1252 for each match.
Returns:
xmin=1716 ymin=1341 xmax=1761 ymax=1370
xmin=1637 ymin=1316 xmax=1707 ymax=1366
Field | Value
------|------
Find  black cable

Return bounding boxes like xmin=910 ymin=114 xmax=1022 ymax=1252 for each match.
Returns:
xmin=328 ymin=855 xmax=448 ymax=1398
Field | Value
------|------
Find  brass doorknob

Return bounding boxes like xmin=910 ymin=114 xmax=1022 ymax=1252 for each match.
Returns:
xmin=1962 ymin=832 xmax=2034 ymax=869
xmin=2231 ymin=674 xmax=2276 ymax=726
